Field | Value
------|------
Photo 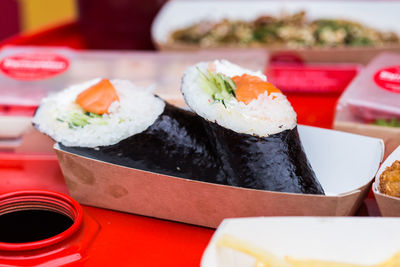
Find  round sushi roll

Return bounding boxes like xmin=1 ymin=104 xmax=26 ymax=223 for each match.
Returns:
xmin=33 ymin=78 xmax=226 ymax=184
xmin=33 ymin=78 xmax=164 ymax=148
xmin=181 ymin=60 xmax=324 ymax=194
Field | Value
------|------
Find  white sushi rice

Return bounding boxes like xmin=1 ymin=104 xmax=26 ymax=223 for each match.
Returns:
xmin=32 ymin=78 xmax=165 ymax=147
xmin=182 ymin=60 xmax=297 ymax=137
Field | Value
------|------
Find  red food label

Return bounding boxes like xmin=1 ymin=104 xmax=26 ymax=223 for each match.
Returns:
xmin=0 ymin=53 xmax=69 ymax=81
xmin=374 ymin=66 xmax=400 ymax=93
xmin=266 ymin=64 xmax=359 ymax=94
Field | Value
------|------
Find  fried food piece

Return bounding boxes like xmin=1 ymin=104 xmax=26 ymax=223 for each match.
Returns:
xmin=379 ymin=160 xmax=400 ymax=197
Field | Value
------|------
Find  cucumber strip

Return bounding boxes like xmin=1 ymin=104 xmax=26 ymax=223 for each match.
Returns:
xmin=66 ymin=111 xmax=106 ymax=128
xmin=197 ymin=68 xmax=236 ymax=106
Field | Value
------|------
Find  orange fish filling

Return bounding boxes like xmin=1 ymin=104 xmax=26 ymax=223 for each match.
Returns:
xmin=75 ymin=79 xmax=119 ymax=115
xmin=232 ymin=74 xmax=281 ymax=104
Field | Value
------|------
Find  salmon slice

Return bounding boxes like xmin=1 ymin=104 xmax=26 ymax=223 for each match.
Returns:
xmin=233 ymin=74 xmax=281 ymax=104
xmin=76 ymin=79 xmax=119 ymax=115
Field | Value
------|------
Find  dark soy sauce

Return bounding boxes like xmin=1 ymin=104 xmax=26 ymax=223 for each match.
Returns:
xmin=0 ymin=210 xmax=74 ymax=243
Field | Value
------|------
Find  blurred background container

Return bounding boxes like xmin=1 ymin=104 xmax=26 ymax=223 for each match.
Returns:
xmin=0 ymin=0 xmax=75 ymax=40
xmin=77 ymin=0 xmax=166 ymax=49
xmin=0 ymin=0 xmax=166 ymax=50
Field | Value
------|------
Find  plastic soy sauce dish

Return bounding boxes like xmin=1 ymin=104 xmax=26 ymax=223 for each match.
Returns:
xmin=0 ymin=209 xmax=74 ymax=243
xmin=0 ymin=190 xmax=99 ymax=266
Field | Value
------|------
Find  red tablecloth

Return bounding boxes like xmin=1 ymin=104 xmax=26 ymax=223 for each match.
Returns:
xmin=0 ymin=22 xmax=380 ymax=267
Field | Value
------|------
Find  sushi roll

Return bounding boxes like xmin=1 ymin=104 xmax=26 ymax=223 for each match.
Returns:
xmin=33 ymin=78 xmax=226 ymax=184
xmin=181 ymin=60 xmax=324 ymax=194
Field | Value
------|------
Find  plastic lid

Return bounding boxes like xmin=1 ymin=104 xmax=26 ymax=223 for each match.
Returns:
xmin=337 ymin=53 xmax=400 ymax=122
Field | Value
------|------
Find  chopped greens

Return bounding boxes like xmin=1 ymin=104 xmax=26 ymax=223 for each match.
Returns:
xmin=372 ymin=118 xmax=400 ymax=128
xmin=197 ymin=68 xmax=236 ymax=106
xmin=70 ymin=112 xmax=90 ymax=127
xmin=57 ymin=111 xmax=107 ymax=129
xmin=170 ymin=11 xmax=399 ymax=48
xmin=84 ymin=111 xmax=102 ymax=118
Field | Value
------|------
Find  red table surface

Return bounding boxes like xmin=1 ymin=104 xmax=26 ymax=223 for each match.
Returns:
xmin=0 ymin=22 xmax=380 ymax=266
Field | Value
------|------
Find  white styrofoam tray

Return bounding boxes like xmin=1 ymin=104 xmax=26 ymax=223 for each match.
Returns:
xmin=202 ymin=217 xmax=400 ymax=266
xmin=153 ymin=1 xmax=400 ymax=44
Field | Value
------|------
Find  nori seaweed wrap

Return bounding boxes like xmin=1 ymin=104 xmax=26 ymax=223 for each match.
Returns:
xmin=60 ymin=103 xmax=227 ymax=183
xmin=33 ymin=79 xmax=226 ymax=184
xmin=181 ymin=60 xmax=324 ymax=194
xmin=204 ymin=121 xmax=323 ymax=193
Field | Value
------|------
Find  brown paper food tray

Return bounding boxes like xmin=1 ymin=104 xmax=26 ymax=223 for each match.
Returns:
xmin=373 ymin=146 xmax=400 ymax=216
xmin=56 ymin=148 xmax=371 ymax=228
xmin=155 ymin=43 xmax=400 ymax=65
xmin=375 ymin=192 xmax=400 ymax=217
xmin=334 ymin=121 xmax=400 ymax=160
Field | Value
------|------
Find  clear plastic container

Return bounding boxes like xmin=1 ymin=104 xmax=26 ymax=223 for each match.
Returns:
xmin=0 ymin=46 xmax=268 ymax=108
xmin=336 ymin=53 xmax=400 ymax=124
xmin=0 ymin=46 xmax=268 ymax=152
xmin=334 ymin=53 xmax=400 ymax=159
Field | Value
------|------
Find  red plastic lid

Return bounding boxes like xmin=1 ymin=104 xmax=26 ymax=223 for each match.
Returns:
xmin=0 ymin=190 xmax=83 ymax=251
